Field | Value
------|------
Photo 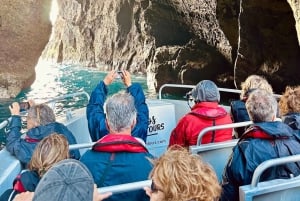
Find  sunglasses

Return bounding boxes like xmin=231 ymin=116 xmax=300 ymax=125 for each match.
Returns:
xmin=151 ymin=180 xmax=163 ymax=193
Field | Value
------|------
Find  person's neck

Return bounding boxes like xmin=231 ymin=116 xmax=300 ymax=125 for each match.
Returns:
xmin=110 ymin=128 xmax=132 ymax=135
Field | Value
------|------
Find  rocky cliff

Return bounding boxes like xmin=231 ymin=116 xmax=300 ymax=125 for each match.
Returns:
xmin=0 ymin=0 xmax=52 ymax=98
xmin=1 ymin=0 xmax=300 ymax=97
xmin=42 ymin=0 xmax=300 ymax=94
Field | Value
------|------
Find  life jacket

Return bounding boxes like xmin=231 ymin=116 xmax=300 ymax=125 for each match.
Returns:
xmin=92 ymin=134 xmax=148 ymax=153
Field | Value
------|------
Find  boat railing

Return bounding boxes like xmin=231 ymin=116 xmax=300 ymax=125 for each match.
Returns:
xmin=239 ymin=154 xmax=300 ymax=201
xmin=196 ymin=121 xmax=253 ymax=145
xmin=0 ymin=91 xmax=90 ymax=131
xmin=97 ymin=180 xmax=151 ymax=194
xmin=158 ymin=83 xmax=242 ymax=100
xmin=69 ymin=142 xmax=95 ymax=150
xmin=158 ymin=83 xmax=281 ymax=100
xmin=251 ymin=154 xmax=300 ymax=187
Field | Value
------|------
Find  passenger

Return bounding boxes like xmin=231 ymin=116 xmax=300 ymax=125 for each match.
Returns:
xmin=13 ymin=159 xmax=112 ymax=201
xmin=0 ymin=133 xmax=69 ymax=201
xmin=87 ymin=70 xmax=149 ymax=142
xmin=168 ymin=80 xmax=233 ymax=147
xmin=221 ymin=89 xmax=300 ymax=201
xmin=6 ymin=102 xmax=80 ymax=166
xmin=279 ymin=85 xmax=300 ymax=134
xmin=144 ymin=146 xmax=221 ymax=201
xmin=80 ymin=91 xmax=153 ymax=201
xmin=230 ymin=75 xmax=273 ymax=137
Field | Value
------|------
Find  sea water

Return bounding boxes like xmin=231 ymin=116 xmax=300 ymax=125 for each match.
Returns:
xmin=0 ymin=61 xmax=153 ymax=146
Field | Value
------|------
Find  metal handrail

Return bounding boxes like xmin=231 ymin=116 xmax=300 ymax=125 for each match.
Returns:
xmin=158 ymin=83 xmax=281 ymax=100
xmin=43 ymin=91 xmax=90 ymax=106
xmin=158 ymin=84 xmax=242 ymax=100
xmin=97 ymin=180 xmax=151 ymax=194
xmin=196 ymin=121 xmax=254 ymax=145
xmin=69 ymin=142 xmax=95 ymax=150
xmin=0 ymin=117 xmax=11 ymax=130
xmin=251 ymin=154 xmax=300 ymax=187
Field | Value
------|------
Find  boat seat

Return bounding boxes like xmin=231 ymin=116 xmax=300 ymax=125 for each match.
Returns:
xmin=189 ymin=121 xmax=254 ymax=181
xmin=239 ymin=154 xmax=300 ymax=201
xmin=0 ymin=148 xmax=22 ymax=196
xmin=189 ymin=139 xmax=238 ymax=182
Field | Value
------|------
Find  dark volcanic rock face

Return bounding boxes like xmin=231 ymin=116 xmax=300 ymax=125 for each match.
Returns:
xmin=1 ymin=0 xmax=300 ymax=97
xmin=0 ymin=0 xmax=52 ymax=98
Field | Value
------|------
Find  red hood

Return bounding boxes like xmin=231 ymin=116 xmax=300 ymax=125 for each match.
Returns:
xmin=191 ymin=102 xmax=227 ymax=119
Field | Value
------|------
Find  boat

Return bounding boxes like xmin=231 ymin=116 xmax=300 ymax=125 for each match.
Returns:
xmin=1 ymin=84 xmax=298 ymax=201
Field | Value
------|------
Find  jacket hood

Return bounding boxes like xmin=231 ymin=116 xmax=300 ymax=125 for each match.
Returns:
xmin=26 ymin=122 xmax=68 ymax=140
xmin=282 ymin=113 xmax=300 ymax=130
xmin=191 ymin=102 xmax=227 ymax=119
xmin=254 ymin=121 xmax=296 ymax=137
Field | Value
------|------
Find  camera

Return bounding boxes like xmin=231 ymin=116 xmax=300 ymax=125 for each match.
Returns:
xmin=19 ymin=102 xmax=30 ymax=111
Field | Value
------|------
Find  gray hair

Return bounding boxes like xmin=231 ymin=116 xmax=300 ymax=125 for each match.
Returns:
xmin=246 ymin=89 xmax=277 ymax=122
xmin=27 ymin=104 xmax=56 ymax=126
xmin=105 ymin=91 xmax=137 ymax=132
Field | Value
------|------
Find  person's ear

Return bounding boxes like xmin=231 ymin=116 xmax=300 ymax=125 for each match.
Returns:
xmin=131 ymin=119 xmax=136 ymax=129
xmin=105 ymin=119 xmax=110 ymax=130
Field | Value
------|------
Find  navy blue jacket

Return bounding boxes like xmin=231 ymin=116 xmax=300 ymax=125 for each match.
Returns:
xmin=230 ymin=100 xmax=250 ymax=137
xmin=80 ymin=134 xmax=153 ymax=201
xmin=220 ymin=121 xmax=300 ymax=201
xmin=282 ymin=113 xmax=300 ymax=135
xmin=6 ymin=116 xmax=80 ymax=166
xmin=86 ymin=81 xmax=149 ymax=142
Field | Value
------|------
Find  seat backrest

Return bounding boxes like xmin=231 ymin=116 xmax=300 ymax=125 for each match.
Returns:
xmin=189 ymin=139 xmax=238 ymax=182
xmin=190 ymin=121 xmax=257 ymax=181
xmin=239 ymin=154 xmax=300 ymax=201
xmin=0 ymin=148 xmax=22 ymax=196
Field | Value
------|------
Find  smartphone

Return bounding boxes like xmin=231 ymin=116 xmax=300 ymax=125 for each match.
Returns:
xmin=19 ymin=102 xmax=30 ymax=111
xmin=117 ymin=71 xmax=123 ymax=79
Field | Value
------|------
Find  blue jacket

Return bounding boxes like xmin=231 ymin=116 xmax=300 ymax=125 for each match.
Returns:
xmin=282 ymin=113 xmax=300 ymax=135
xmin=6 ymin=116 xmax=80 ymax=166
xmin=220 ymin=121 xmax=300 ymax=201
xmin=80 ymin=134 xmax=153 ymax=201
xmin=86 ymin=81 xmax=149 ymax=142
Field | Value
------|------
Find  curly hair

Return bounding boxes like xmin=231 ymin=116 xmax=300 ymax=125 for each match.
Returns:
xmin=28 ymin=133 xmax=69 ymax=177
xmin=240 ymin=75 xmax=273 ymax=99
xmin=149 ymin=146 xmax=221 ymax=201
xmin=279 ymin=86 xmax=300 ymax=116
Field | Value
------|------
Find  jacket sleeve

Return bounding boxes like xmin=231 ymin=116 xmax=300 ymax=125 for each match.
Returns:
xmin=168 ymin=117 xmax=187 ymax=147
xmin=5 ymin=116 xmax=33 ymax=164
xmin=127 ymin=83 xmax=149 ymax=143
xmin=86 ymin=81 xmax=109 ymax=142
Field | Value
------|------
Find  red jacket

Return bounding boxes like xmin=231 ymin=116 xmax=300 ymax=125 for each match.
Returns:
xmin=169 ymin=102 xmax=233 ymax=147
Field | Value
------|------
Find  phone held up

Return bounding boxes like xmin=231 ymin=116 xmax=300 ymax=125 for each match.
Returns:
xmin=19 ymin=102 xmax=30 ymax=111
xmin=117 ymin=71 xmax=124 ymax=79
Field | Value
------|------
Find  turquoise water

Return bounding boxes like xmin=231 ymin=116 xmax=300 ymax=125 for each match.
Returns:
xmin=0 ymin=62 xmax=151 ymax=146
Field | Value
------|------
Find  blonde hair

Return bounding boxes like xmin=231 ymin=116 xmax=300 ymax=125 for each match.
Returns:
xmin=149 ymin=146 xmax=221 ymax=201
xmin=240 ymin=75 xmax=273 ymax=99
xmin=279 ymin=86 xmax=300 ymax=116
xmin=28 ymin=133 xmax=69 ymax=177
